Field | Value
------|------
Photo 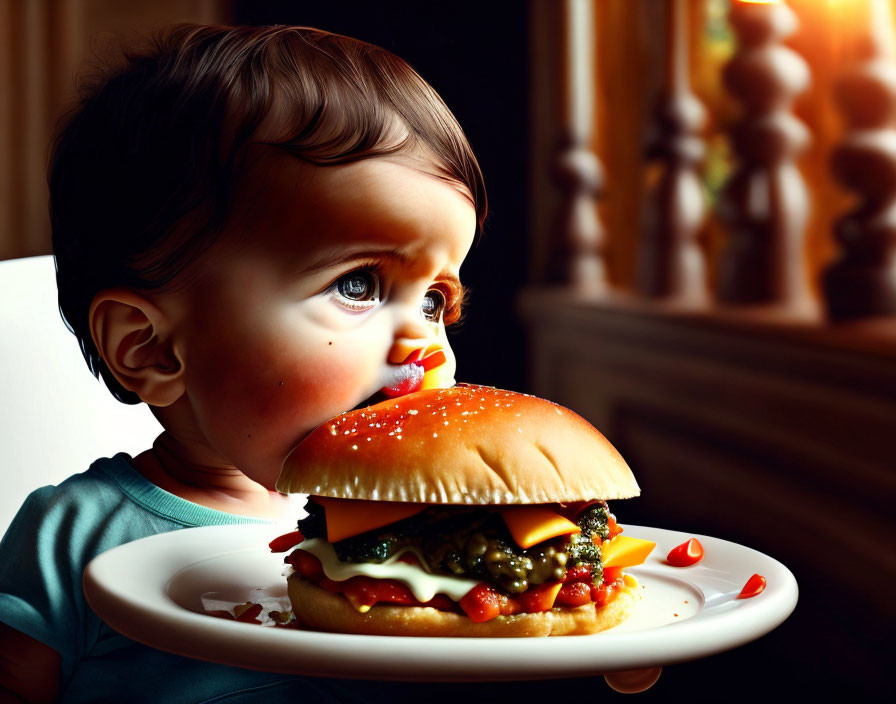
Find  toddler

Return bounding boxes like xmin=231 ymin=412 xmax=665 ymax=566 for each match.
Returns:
xmin=0 ymin=24 xmax=486 ymax=703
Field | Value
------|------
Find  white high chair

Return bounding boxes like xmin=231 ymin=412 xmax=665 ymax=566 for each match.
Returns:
xmin=0 ymin=255 xmax=162 ymax=536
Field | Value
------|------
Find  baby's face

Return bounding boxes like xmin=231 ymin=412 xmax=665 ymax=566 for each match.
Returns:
xmin=165 ymin=149 xmax=476 ymax=489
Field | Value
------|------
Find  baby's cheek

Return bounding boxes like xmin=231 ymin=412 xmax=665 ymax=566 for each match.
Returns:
xmin=221 ymin=335 xmax=380 ymax=461
xmin=252 ymin=340 xmax=371 ymax=437
xmin=296 ymin=343 xmax=373 ymax=410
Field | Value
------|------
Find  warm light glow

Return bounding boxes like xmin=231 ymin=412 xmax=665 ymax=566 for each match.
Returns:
xmin=824 ymin=0 xmax=866 ymax=14
xmin=736 ymin=0 xmax=781 ymax=4
xmin=824 ymin=0 xmax=896 ymax=60
xmin=824 ymin=0 xmax=868 ymax=20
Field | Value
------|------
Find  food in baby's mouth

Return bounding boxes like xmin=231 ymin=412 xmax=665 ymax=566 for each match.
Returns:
xmin=272 ymin=384 xmax=654 ymax=637
xmin=380 ymin=346 xmax=451 ymax=398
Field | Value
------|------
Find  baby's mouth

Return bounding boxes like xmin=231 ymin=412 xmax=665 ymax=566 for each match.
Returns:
xmin=349 ymin=350 xmax=451 ymax=411
xmin=380 ymin=361 xmax=426 ymax=398
xmin=349 ymin=364 xmax=423 ymax=411
xmin=380 ymin=348 xmax=450 ymax=398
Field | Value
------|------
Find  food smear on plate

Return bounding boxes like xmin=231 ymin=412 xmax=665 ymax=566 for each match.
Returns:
xmin=666 ymin=538 xmax=704 ymax=567
xmin=273 ymin=384 xmax=656 ymax=637
xmin=201 ymin=591 xmax=298 ymax=628
xmin=737 ymin=573 xmax=767 ymax=599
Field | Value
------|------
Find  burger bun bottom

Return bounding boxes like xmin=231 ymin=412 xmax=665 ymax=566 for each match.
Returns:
xmin=287 ymin=574 xmax=640 ymax=637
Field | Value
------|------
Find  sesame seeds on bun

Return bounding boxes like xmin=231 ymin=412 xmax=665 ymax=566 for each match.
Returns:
xmin=276 ymin=384 xmax=639 ymax=504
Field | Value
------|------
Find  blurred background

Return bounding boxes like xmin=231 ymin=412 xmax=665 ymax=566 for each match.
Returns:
xmin=1 ymin=0 xmax=894 ymax=699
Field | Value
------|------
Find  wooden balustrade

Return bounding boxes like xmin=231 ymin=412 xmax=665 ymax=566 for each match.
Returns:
xmin=544 ymin=0 xmax=607 ymax=296
xmin=540 ymin=0 xmax=896 ymax=324
xmin=636 ymin=0 xmax=708 ymax=304
xmin=823 ymin=0 xmax=896 ymax=321
xmin=716 ymin=0 xmax=813 ymax=312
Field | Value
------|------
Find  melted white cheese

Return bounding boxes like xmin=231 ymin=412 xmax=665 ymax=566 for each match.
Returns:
xmin=297 ymin=538 xmax=479 ymax=603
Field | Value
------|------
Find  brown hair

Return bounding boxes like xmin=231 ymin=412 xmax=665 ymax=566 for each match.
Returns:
xmin=50 ymin=24 xmax=487 ymax=403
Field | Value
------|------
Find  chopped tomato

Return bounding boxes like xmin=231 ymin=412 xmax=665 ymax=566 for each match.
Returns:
xmin=563 ymin=564 xmax=592 ymax=583
xmin=325 ymin=575 xmax=456 ymax=612
xmin=737 ymin=573 xmax=767 ymax=599
xmin=590 ymin=582 xmax=613 ymax=607
xmin=603 ymin=566 xmax=623 ymax=584
xmin=459 ymin=583 xmax=502 ymax=623
xmin=517 ymin=581 xmax=562 ymax=613
xmin=289 ymin=550 xmax=324 ymax=580
xmin=269 ymin=530 xmax=304 ymax=553
xmin=556 ymin=580 xmax=592 ymax=607
xmin=565 ymin=563 xmax=620 ymax=585
xmin=607 ymin=515 xmax=623 ymax=539
xmin=422 ymin=595 xmax=456 ymax=611
xmin=343 ymin=576 xmax=411 ymax=609
xmin=666 ymin=538 xmax=704 ymax=567
xmin=500 ymin=594 xmax=520 ymax=616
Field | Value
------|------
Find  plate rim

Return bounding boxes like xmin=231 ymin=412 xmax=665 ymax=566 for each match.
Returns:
xmin=83 ymin=523 xmax=798 ymax=681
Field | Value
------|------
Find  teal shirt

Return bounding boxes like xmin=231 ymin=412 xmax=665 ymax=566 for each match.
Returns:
xmin=0 ymin=454 xmax=346 ymax=703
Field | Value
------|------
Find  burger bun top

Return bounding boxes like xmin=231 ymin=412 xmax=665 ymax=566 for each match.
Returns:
xmin=276 ymin=384 xmax=639 ymax=504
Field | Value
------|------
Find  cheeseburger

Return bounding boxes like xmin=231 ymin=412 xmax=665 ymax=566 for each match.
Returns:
xmin=272 ymin=384 xmax=654 ymax=637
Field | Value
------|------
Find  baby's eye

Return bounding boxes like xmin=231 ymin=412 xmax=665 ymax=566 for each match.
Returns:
xmin=331 ymin=268 xmax=381 ymax=312
xmin=421 ymin=288 xmax=447 ymax=323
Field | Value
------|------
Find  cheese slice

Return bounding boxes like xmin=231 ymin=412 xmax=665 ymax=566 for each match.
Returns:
xmin=600 ymin=535 xmax=656 ymax=568
xmin=499 ymin=505 xmax=581 ymax=549
xmin=314 ymin=496 xmax=427 ymax=543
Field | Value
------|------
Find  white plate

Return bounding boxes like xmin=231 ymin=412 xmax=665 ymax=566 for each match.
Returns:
xmin=83 ymin=524 xmax=797 ymax=681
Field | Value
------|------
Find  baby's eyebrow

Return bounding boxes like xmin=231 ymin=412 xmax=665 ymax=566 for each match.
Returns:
xmin=296 ymin=248 xmax=461 ymax=288
xmin=298 ymin=248 xmax=412 ymax=276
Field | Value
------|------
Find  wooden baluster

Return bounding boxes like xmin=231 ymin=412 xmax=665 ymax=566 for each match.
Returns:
xmin=823 ymin=0 xmax=896 ymax=321
xmin=717 ymin=0 xmax=813 ymax=311
xmin=546 ymin=0 xmax=607 ymax=296
xmin=636 ymin=0 xmax=708 ymax=304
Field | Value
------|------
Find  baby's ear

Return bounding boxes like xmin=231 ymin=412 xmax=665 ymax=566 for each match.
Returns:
xmin=89 ymin=290 xmax=185 ymax=406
